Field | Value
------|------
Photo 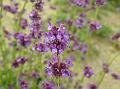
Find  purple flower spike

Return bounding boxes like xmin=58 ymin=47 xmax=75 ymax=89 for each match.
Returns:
xmin=83 ymin=65 xmax=94 ymax=78
xmin=45 ymin=57 xmax=71 ymax=77
xmin=45 ymin=23 xmax=70 ymax=54
xmin=29 ymin=9 xmax=42 ymax=39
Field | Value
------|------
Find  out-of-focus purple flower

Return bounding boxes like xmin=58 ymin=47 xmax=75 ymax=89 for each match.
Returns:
xmin=72 ymin=0 xmax=90 ymax=7
xmin=34 ymin=1 xmax=44 ymax=11
xmin=14 ymin=33 xmax=31 ymax=47
xmin=64 ymin=55 xmax=75 ymax=67
xmin=8 ymin=84 xmax=14 ymax=89
xmin=65 ymin=19 xmax=73 ymax=26
xmin=74 ymin=14 xmax=86 ymax=29
xmin=89 ymin=83 xmax=97 ymax=89
xmin=19 ymin=80 xmax=28 ymax=89
xmin=111 ymin=73 xmax=120 ymax=80
xmin=32 ymin=43 xmax=48 ymax=52
xmin=3 ymin=29 xmax=12 ymax=39
xmin=103 ymin=63 xmax=109 ymax=73
xmin=112 ymin=32 xmax=120 ymax=40
xmin=31 ymin=71 xmax=39 ymax=79
xmin=80 ymin=44 xmax=87 ymax=54
xmin=12 ymin=57 xmax=27 ymax=68
xmin=89 ymin=21 xmax=102 ymax=31
xmin=20 ymin=18 xmax=28 ymax=29
xmin=42 ymin=81 xmax=56 ymax=89
xmin=29 ymin=9 xmax=42 ymax=39
xmin=95 ymin=0 xmax=105 ymax=6
xmin=72 ymin=36 xmax=81 ymax=50
xmin=45 ymin=57 xmax=71 ymax=77
xmin=3 ymin=3 xmax=18 ymax=14
xmin=45 ymin=23 xmax=70 ymax=54
xmin=83 ymin=65 xmax=94 ymax=78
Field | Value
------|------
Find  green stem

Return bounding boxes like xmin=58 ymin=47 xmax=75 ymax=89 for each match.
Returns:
xmin=58 ymin=76 xmax=61 ymax=89
xmin=97 ymin=52 xmax=120 ymax=87
xmin=95 ymin=7 xmax=99 ymax=19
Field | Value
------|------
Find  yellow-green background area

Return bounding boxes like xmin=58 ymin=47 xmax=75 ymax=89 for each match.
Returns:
xmin=0 ymin=0 xmax=120 ymax=89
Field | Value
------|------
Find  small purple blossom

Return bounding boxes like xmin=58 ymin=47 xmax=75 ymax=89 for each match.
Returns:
xmin=31 ymin=71 xmax=39 ymax=79
xmin=103 ymin=63 xmax=109 ymax=73
xmin=3 ymin=3 xmax=18 ymax=14
xmin=111 ymin=73 xmax=120 ymax=80
xmin=19 ymin=80 xmax=28 ymax=89
xmin=89 ymin=83 xmax=97 ymax=89
xmin=112 ymin=32 xmax=120 ymax=40
xmin=34 ymin=1 xmax=44 ymax=11
xmin=74 ymin=14 xmax=86 ymax=29
xmin=14 ymin=33 xmax=31 ymax=47
xmin=12 ymin=57 xmax=27 ymax=68
xmin=83 ymin=65 xmax=94 ymax=78
xmin=20 ymin=18 xmax=28 ymax=29
xmin=89 ymin=21 xmax=102 ymax=31
xmin=95 ymin=0 xmax=105 ymax=6
xmin=42 ymin=81 xmax=56 ymax=89
xmin=72 ymin=0 xmax=90 ymax=7
xmin=32 ymin=43 xmax=48 ymax=52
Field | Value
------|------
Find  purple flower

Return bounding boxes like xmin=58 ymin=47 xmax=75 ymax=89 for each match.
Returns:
xmin=111 ymin=73 xmax=120 ymax=80
xmin=95 ymin=0 xmax=105 ymax=6
xmin=20 ymin=18 xmax=28 ymax=29
xmin=112 ymin=32 xmax=120 ymax=40
xmin=83 ymin=65 xmax=94 ymax=78
xmin=89 ymin=83 xmax=97 ymax=89
xmin=12 ymin=57 xmax=27 ymax=68
xmin=72 ymin=36 xmax=81 ymax=50
xmin=89 ymin=21 xmax=102 ymax=31
xmin=34 ymin=1 xmax=44 ymax=11
xmin=19 ymin=80 xmax=28 ymax=89
xmin=74 ymin=14 xmax=86 ymax=29
xmin=42 ymin=81 xmax=56 ymax=89
xmin=3 ymin=3 xmax=18 ymax=14
xmin=32 ymin=43 xmax=48 ymax=52
xmin=45 ymin=23 xmax=70 ymax=54
xmin=103 ymin=63 xmax=109 ymax=73
xmin=72 ymin=0 xmax=90 ymax=7
xmin=80 ymin=44 xmax=87 ymax=54
xmin=14 ymin=33 xmax=31 ymax=47
xmin=45 ymin=57 xmax=71 ymax=77
xmin=29 ymin=9 xmax=42 ymax=39
xmin=31 ymin=71 xmax=39 ymax=79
